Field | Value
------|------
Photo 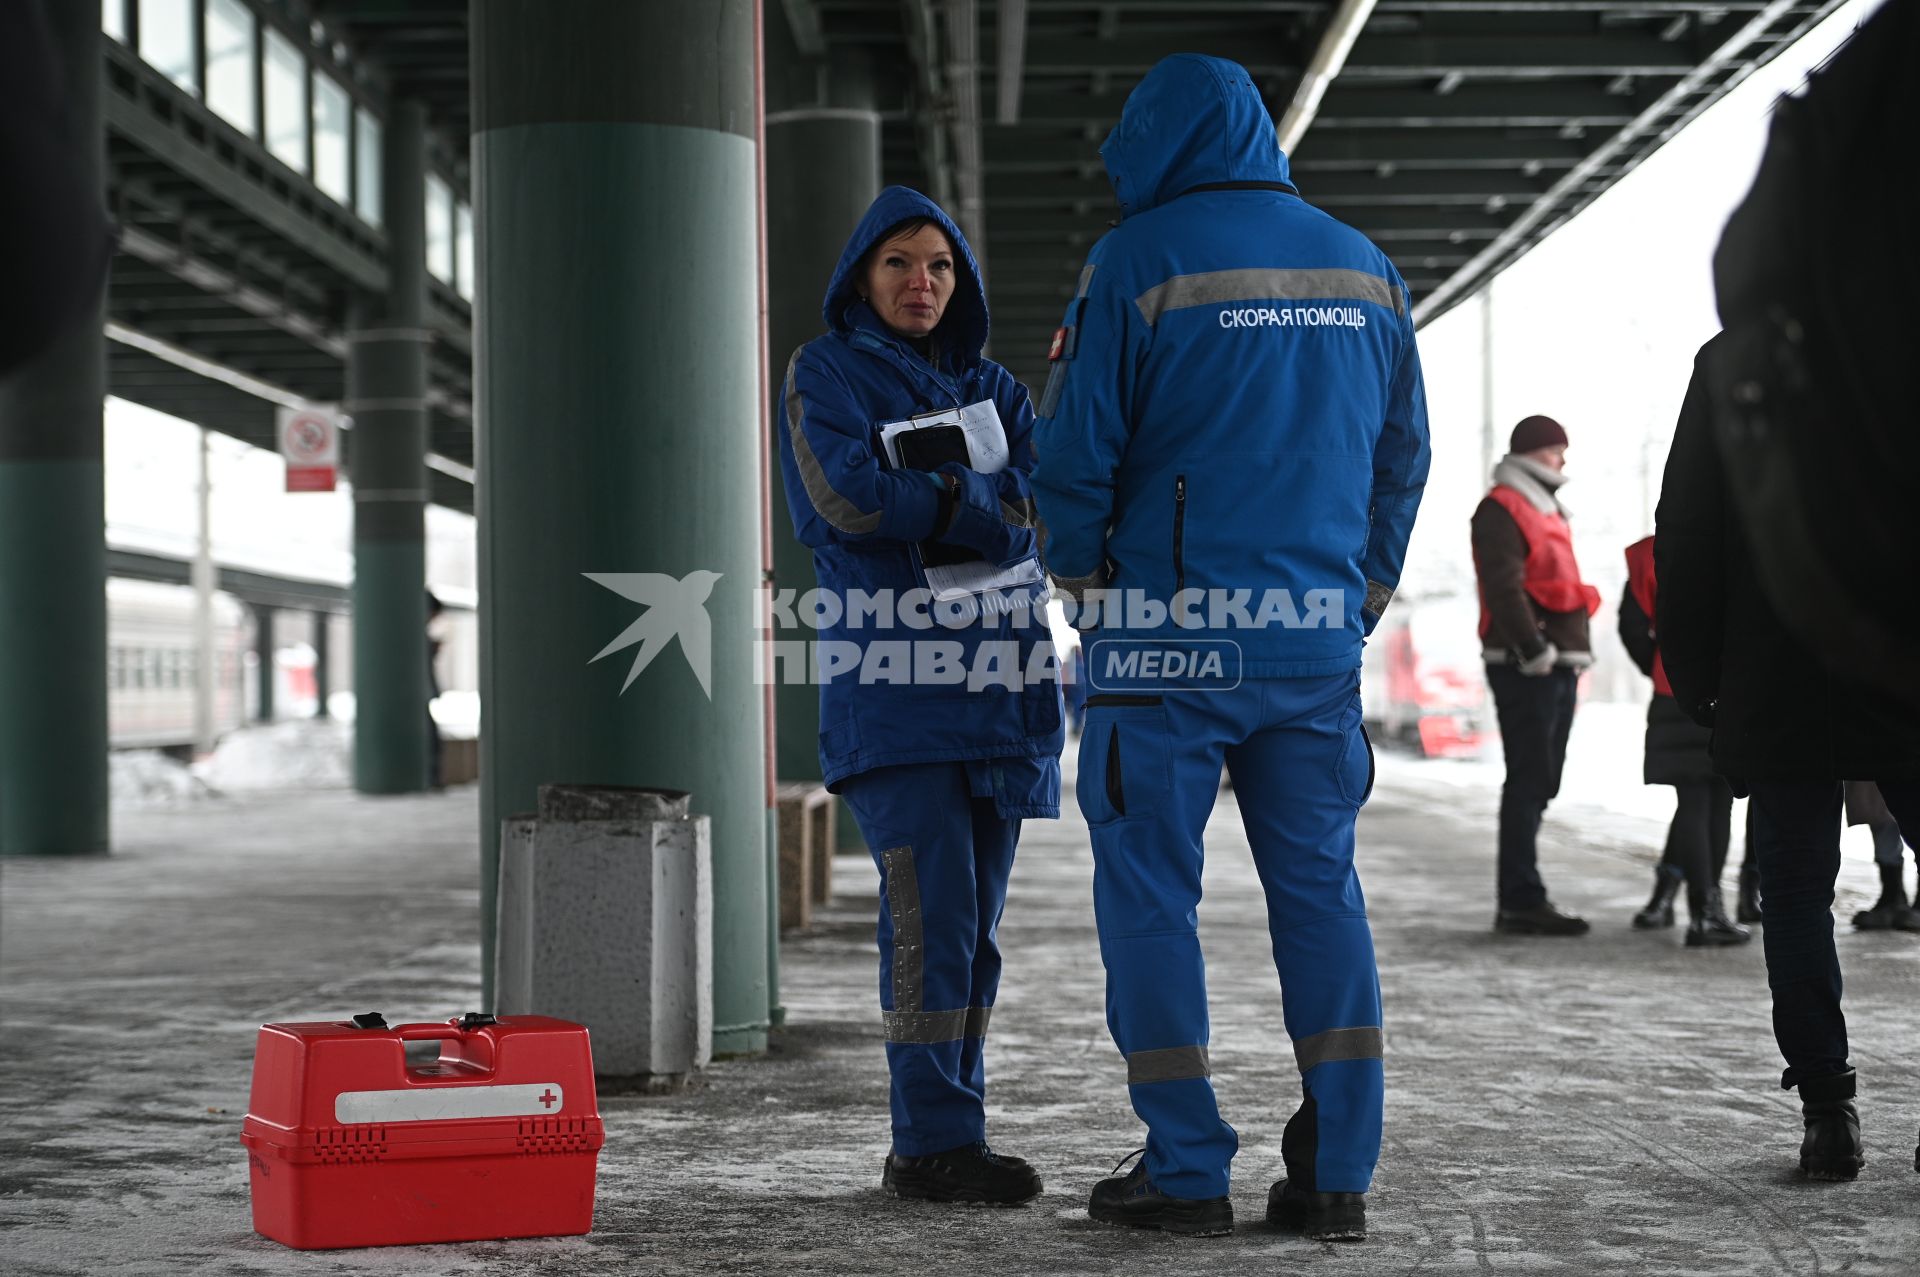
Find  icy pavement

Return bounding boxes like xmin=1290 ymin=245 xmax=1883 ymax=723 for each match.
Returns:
xmin=2 ymin=728 xmax=1916 ymax=1276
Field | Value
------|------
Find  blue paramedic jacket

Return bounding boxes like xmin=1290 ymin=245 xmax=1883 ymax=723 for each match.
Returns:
xmin=1030 ymin=55 xmax=1432 ymax=679
xmin=775 ymin=186 xmax=1064 ymax=799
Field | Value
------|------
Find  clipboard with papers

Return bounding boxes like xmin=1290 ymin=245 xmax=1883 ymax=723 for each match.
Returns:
xmin=878 ymin=399 xmax=1049 ymax=602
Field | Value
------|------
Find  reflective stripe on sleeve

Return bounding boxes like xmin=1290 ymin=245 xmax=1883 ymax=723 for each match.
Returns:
xmin=1293 ymin=1026 xmax=1384 ymax=1073
xmin=1133 ymin=267 xmax=1402 ymax=325
xmin=1126 ymin=1044 xmax=1211 ymax=1085
xmin=783 ymin=347 xmax=883 ymax=535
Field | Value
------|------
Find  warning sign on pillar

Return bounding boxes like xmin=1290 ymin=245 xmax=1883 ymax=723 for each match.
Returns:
xmin=278 ymin=405 xmax=344 ymax=493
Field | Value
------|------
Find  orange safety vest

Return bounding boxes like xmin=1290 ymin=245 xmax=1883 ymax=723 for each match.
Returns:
xmin=1477 ymin=484 xmax=1602 ymax=640
xmin=1623 ymin=535 xmax=1672 ymax=697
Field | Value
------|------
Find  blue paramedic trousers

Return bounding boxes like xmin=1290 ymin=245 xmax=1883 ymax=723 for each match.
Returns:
xmin=1080 ymin=672 xmax=1384 ymax=1200
xmin=841 ymin=759 xmax=1033 ymax=1156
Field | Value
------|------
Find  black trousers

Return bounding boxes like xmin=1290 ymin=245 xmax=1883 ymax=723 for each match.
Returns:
xmin=1748 ymin=780 xmax=1919 ymax=1089
xmin=1658 ymin=777 xmax=1734 ymax=915
xmin=1486 ymin=664 xmax=1579 ymax=911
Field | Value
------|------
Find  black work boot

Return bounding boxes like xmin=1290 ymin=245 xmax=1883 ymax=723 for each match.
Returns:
xmin=1632 ymin=867 xmax=1682 ymax=929
xmin=1267 ymin=1179 xmax=1367 ymax=1242
xmin=1494 ymin=900 xmax=1590 ymax=936
xmin=1087 ymin=1149 xmax=1233 ymax=1236
xmin=1268 ymin=1096 xmax=1367 ymax=1241
xmin=882 ymin=1141 xmax=1042 ymax=1205
xmin=1685 ymin=888 xmax=1752 ymax=947
xmin=1852 ymin=864 xmax=1908 ymax=930
xmin=1798 ymin=1070 xmax=1864 ymax=1182
xmin=1736 ymin=863 xmax=1763 ymax=924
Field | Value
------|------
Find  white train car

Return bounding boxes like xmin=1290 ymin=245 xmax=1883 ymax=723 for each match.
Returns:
xmin=107 ymin=578 xmax=249 ymax=750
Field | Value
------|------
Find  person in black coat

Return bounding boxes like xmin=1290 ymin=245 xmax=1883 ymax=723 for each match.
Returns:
xmin=1617 ymin=536 xmax=1748 ymax=947
xmin=1656 ymin=334 xmax=1920 ymax=1182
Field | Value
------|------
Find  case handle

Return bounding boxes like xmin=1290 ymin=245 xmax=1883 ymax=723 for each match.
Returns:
xmin=390 ymin=1015 xmax=497 ymax=1041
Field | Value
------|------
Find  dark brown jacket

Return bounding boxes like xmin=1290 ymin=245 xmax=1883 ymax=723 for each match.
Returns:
xmin=1471 ymin=497 xmax=1592 ymax=666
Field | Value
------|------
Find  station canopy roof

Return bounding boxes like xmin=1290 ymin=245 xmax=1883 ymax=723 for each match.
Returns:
xmin=102 ymin=0 xmax=1844 ymax=508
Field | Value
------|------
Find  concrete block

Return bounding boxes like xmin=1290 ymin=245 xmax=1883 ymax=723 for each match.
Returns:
xmin=776 ymin=782 xmax=836 ymax=930
xmin=493 ymin=785 xmax=711 ymax=1083
xmin=776 ymin=791 xmax=813 ymax=931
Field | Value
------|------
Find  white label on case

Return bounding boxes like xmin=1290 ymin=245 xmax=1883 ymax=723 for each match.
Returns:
xmin=333 ymin=1082 xmax=564 ymax=1124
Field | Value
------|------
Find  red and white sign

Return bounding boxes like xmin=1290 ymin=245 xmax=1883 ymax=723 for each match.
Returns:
xmin=277 ymin=405 xmax=343 ymax=492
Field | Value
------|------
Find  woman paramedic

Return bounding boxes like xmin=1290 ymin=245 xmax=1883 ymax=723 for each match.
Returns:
xmin=773 ymin=186 xmax=1064 ymax=1205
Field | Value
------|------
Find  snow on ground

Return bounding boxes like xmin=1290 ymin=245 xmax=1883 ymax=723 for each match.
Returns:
xmin=109 ymin=750 xmax=219 ymax=809
xmin=1378 ymin=698 xmax=1890 ymax=870
xmin=192 ymin=718 xmax=352 ymax=791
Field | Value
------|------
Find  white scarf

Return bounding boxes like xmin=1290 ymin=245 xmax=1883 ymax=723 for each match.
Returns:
xmin=1492 ymin=453 xmax=1570 ymax=517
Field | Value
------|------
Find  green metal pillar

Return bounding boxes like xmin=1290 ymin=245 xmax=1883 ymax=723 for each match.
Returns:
xmin=252 ymin=605 xmax=277 ymax=722
xmin=765 ymin=34 xmax=881 ymax=785
xmin=473 ymin=0 xmax=770 ymax=1056
xmin=347 ymin=102 xmax=431 ymax=793
xmin=0 ymin=0 xmax=109 ymax=857
xmin=312 ymin=610 xmax=332 ymax=717
xmin=766 ymin=31 xmax=882 ymax=856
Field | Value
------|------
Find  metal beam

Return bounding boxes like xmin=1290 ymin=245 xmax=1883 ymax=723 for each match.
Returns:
xmin=995 ymin=0 xmax=1027 ymax=124
xmin=1277 ymin=0 xmax=1377 ymax=153
xmin=984 ymin=128 xmax=1588 ymax=169
xmin=1314 ymin=84 xmax=1643 ymax=127
xmin=103 ymin=47 xmax=387 ymax=292
xmin=1412 ymin=0 xmax=1821 ymax=323
xmin=1342 ymin=33 xmax=1698 ymax=77
xmin=1018 ymin=33 xmax=1299 ymax=74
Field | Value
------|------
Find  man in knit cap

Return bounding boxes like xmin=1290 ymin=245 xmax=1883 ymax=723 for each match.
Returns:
xmin=1472 ymin=415 xmax=1602 ymax=936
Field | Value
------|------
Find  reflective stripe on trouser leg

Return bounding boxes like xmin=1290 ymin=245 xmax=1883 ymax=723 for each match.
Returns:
xmin=1231 ymin=673 xmax=1385 ymax=1194
xmin=844 ymin=762 xmax=1014 ymax=1156
xmin=1084 ymin=696 xmax=1239 ymax=1200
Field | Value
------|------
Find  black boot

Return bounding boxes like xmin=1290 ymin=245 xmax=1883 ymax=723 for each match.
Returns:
xmin=1267 ymin=1179 xmax=1367 ymax=1242
xmin=1265 ymin=1095 xmax=1368 ymax=1241
xmin=882 ymin=1141 xmax=1042 ymax=1205
xmin=1852 ymin=862 xmax=1908 ymax=930
xmin=1685 ymin=888 xmax=1752 ymax=947
xmin=1087 ymin=1150 xmax=1232 ymax=1236
xmin=1798 ymin=1070 xmax=1864 ymax=1181
xmin=1736 ymin=863 xmax=1763 ymax=924
xmin=1632 ymin=867 xmax=1682 ymax=930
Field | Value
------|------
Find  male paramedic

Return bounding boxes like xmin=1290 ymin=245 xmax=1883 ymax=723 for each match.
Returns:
xmin=1029 ymin=54 xmax=1430 ymax=1241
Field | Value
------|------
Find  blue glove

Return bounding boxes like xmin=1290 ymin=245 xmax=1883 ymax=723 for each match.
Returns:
xmin=934 ymin=462 xmax=1028 ymax=566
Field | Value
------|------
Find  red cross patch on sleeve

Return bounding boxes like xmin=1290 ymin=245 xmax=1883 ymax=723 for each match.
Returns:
xmin=1048 ymin=327 xmax=1069 ymax=362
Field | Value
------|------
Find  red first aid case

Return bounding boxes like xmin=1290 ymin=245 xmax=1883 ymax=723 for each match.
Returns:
xmin=241 ymin=1013 xmax=605 ymax=1249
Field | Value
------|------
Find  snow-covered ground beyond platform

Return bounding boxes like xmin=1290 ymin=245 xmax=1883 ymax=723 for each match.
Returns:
xmin=192 ymin=718 xmax=353 ymax=791
xmin=1378 ymin=699 xmax=1892 ymax=877
xmin=109 ymin=750 xmax=218 ymax=810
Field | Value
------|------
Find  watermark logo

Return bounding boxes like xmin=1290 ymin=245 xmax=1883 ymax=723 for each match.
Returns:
xmin=584 ymin=571 xmax=721 ymax=698
xmin=1087 ymin=639 xmax=1242 ymax=692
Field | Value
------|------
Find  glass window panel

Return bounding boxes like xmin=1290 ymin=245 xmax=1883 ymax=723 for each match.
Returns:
xmin=312 ymin=72 xmax=351 ymax=203
xmin=355 ymin=109 xmax=383 ymax=226
xmin=138 ymin=0 xmax=197 ymax=94
xmin=263 ymin=27 xmax=307 ymax=173
xmin=425 ymin=175 xmax=454 ymax=283
xmin=103 ymin=0 xmax=127 ymax=43
xmin=455 ymin=203 xmax=474 ymax=300
xmin=204 ymin=0 xmax=257 ymax=135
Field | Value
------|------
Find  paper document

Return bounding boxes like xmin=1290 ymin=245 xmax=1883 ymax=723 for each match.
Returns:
xmin=878 ymin=400 xmax=1048 ymax=602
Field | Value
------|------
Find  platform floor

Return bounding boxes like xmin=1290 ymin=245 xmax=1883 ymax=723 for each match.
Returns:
xmin=4 ymin=741 xmax=1917 ymax=1275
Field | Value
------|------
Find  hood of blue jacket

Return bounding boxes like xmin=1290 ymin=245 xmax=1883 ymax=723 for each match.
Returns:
xmin=822 ymin=185 xmax=990 ymax=361
xmin=1102 ymin=54 xmax=1294 ymax=219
